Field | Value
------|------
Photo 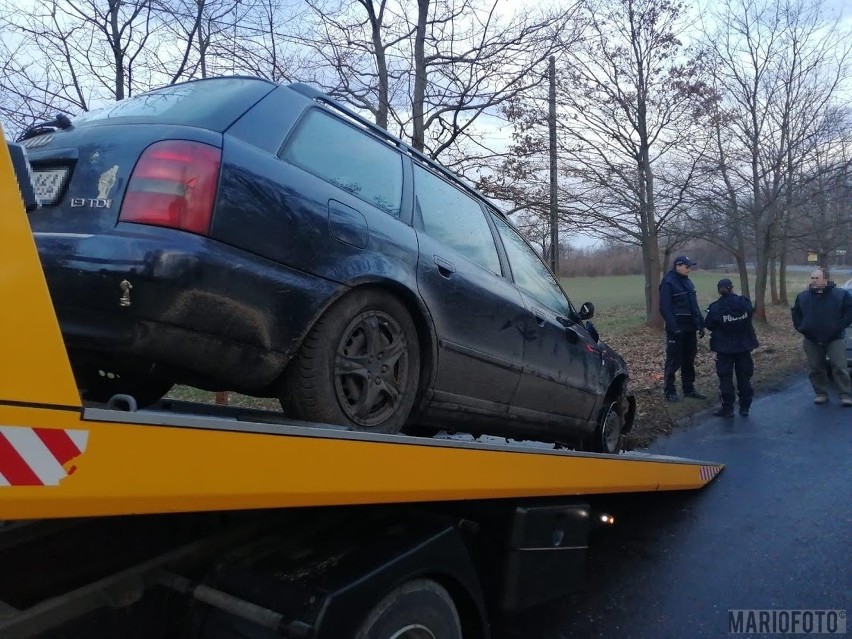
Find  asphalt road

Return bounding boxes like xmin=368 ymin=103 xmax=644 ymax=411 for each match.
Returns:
xmin=495 ymin=374 xmax=851 ymax=639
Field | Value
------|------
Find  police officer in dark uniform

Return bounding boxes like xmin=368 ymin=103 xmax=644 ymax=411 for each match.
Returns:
xmin=704 ymin=278 xmax=759 ymax=417
xmin=659 ymin=256 xmax=706 ymax=402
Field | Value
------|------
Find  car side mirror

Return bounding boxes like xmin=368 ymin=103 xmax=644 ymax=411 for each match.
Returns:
xmin=585 ymin=320 xmax=600 ymax=344
xmin=578 ymin=301 xmax=595 ymax=321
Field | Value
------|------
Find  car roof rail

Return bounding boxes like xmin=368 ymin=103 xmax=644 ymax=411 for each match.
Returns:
xmin=286 ymin=82 xmax=504 ymax=215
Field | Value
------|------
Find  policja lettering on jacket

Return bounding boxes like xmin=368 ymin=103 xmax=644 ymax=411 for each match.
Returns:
xmin=704 ymin=278 xmax=758 ymax=417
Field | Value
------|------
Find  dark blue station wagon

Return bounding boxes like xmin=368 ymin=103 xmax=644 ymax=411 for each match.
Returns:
xmin=23 ymin=77 xmax=634 ymax=452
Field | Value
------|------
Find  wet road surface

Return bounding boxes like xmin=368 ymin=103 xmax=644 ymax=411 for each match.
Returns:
xmin=495 ymin=375 xmax=851 ymax=638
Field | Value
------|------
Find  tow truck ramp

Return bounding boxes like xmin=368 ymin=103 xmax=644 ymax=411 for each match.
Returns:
xmin=0 ymin=399 xmax=722 ymax=520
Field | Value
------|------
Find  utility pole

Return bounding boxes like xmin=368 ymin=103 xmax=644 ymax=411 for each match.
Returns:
xmin=548 ymin=55 xmax=558 ymax=275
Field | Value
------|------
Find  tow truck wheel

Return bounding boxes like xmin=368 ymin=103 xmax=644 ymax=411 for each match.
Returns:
xmin=354 ymin=579 xmax=462 ymax=639
xmin=284 ymin=289 xmax=421 ymax=434
xmin=592 ymin=398 xmax=624 ymax=454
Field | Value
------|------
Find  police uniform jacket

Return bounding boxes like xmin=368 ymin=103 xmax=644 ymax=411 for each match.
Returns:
xmin=791 ymin=283 xmax=852 ymax=345
xmin=704 ymin=293 xmax=759 ymax=354
xmin=659 ymin=269 xmax=704 ymax=332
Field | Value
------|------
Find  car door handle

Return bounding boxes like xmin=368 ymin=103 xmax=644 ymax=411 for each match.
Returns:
xmin=530 ymin=306 xmax=547 ymax=327
xmin=434 ymin=255 xmax=455 ymax=278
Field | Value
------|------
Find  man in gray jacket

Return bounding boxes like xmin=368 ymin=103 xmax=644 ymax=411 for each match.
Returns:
xmin=791 ymin=269 xmax=852 ymax=406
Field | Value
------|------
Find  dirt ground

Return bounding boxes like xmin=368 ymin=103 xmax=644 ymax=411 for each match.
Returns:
xmin=611 ymin=304 xmax=807 ymax=449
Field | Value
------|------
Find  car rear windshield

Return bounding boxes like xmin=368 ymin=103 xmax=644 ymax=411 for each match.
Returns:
xmin=74 ymin=77 xmax=276 ymax=132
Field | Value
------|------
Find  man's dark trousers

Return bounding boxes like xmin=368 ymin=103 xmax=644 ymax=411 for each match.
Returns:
xmin=664 ymin=330 xmax=697 ymax=394
xmin=715 ymin=351 xmax=753 ymax=410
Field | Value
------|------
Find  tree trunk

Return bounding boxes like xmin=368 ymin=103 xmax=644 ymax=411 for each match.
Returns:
xmin=643 ymin=234 xmax=663 ymax=328
xmin=779 ymin=239 xmax=789 ymax=305
xmin=735 ymin=230 xmax=750 ymax=299
xmin=199 ymin=26 xmax=207 ymax=79
xmin=753 ymin=224 xmax=771 ymax=323
xmin=641 ymin=154 xmax=663 ymax=327
xmin=110 ymin=0 xmax=125 ymax=101
xmin=770 ymin=254 xmax=779 ymax=304
xmin=411 ymin=0 xmax=429 ymax=151
xmin=737 ymin=253 xmax=750 ymax=300
xmin=365 ymin=1 xmax=389 ymax=129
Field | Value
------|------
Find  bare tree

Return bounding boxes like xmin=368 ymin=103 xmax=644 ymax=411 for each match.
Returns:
xmin=148 ymin=0 xmax=240 ymax=82
xmin=688 ymin=83 xmax=755 ymax=298
xmin=296 ymin=0 xmax=579 ymax=166
xmin=295 ymin=0 xmax=416 ymax=129
xmin=704 ymin=0 xmax=852 ymax=320
xmin=491 ymin=0 xmax=715 ymax=327
xmin=205 ymin=0 xmax=307 ymax=81
xmin=0 ymin=0 xmax=309 ymax=134
xmin=785 ymin=110 xmax=852 ymax=276
xmin=0 ymin=23 xmax=54 ymax=135
xmin=0 ymin=0 xmax=162 ymax=131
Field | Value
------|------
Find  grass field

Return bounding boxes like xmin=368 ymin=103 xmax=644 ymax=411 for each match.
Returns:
xmin=559 ymin=269 xmax=827 ymax=337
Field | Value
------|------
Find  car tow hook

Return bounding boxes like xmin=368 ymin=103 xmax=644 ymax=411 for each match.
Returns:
xmin=119 ymin=279 xmax=133 ymax=307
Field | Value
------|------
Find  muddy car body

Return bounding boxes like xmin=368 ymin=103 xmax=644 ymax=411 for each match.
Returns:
xmin=24 ymin=77 xmax=634 ymax=451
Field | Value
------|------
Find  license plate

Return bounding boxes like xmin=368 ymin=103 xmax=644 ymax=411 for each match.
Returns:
xmin=32 ymin=168 xmax=69 ymax=206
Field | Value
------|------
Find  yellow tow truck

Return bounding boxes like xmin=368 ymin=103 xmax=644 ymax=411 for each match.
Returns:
xmin=0 ymin=132 xmax=722 ymax=639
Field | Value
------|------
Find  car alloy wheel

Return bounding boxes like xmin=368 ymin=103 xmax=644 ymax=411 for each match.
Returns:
xmin=283 ymin=289 xmax=420 ymax=434
xmin=334 ymin=310 xmax=411 ymax=428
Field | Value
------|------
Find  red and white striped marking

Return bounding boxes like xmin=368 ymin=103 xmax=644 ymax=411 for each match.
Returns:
xmin=699 ymin=465 xmax=723 ymax=482
xmin=0 ymin=426 xmax=88 ymax=487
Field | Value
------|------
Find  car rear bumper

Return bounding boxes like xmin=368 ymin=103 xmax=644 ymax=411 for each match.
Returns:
xmin=35 ymin=225 xmax=344 ymax=392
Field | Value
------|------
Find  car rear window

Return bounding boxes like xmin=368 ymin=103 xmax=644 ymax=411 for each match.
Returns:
xmin=281 ymin=109 xmax=403 ymax=216
xmin=74 ymin=78 xmax=276 ymax=131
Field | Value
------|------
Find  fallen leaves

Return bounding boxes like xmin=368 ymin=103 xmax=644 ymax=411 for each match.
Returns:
xmin=609 ymin=304 xmax=806 ymax=449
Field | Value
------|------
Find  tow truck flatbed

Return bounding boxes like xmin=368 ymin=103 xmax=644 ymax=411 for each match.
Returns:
xmin=0 ymin=126 xmax=722 ymax=639
xmin=0 ymin=397 xmax=722 ymax=520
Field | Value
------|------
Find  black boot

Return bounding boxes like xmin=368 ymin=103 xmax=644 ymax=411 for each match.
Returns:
xmin=713 ymin=405 xmax=734 ymax=417
xmin=739 ymin=405 xmax=750 ymax=417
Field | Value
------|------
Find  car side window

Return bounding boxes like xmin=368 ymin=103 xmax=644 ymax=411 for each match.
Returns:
xmin=490 ymin=213 xmax=571 ymax=315
xmin=413 ymin=165 xmax=501 ymax=275
xmin=280 ymin=109 xmax=403 ymax=216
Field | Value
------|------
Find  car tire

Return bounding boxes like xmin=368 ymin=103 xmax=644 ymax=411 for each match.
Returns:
xmin=592 ymin=397 xmax=624 ymax=454
xmin=353 ymin=579 xmax=462 ymax=639
xmin=284 ymin=289 xmax=420 ymax=434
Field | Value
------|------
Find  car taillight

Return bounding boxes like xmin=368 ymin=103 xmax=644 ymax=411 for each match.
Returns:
xmin=120 ymin=140 xmax=221 ymax=235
